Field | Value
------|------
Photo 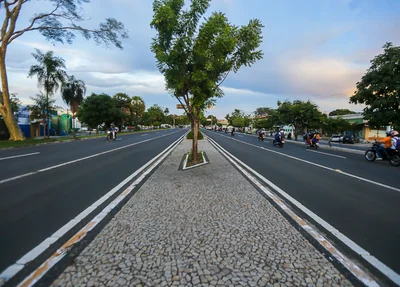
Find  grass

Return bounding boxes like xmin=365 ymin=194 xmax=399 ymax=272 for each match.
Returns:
xmin=0 ymin=128 xmax=171 ymax=149
xmin=186 ymin=150 xmax=204 ymax=167
xmin=0 ymin=137 xmax=74 ymax=149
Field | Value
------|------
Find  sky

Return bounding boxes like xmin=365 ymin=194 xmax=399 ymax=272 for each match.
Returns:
xmin=3 ymin=0 xmax=400 ymax=119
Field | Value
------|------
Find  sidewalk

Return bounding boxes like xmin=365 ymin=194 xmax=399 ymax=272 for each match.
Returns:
xmin=51 ymin=139 xmax=353 ymax=287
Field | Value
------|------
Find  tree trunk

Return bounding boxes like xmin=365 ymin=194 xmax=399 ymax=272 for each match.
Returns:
xmin=0 ymin=48 xmax=25 ymax=140
xmin=192 ymin=117 xmax=199 ymax=162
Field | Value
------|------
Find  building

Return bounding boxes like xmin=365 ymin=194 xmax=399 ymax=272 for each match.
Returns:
xmin=217 ymin=119 xmax=228 ymax=128
xmin=329 ymin=113 xmax=391 ymax=140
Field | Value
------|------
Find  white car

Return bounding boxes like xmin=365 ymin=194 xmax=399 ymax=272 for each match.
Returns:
xmin=330 ymin=134 xmax=343 ymax=142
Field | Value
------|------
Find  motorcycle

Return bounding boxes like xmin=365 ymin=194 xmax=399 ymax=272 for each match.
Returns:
xmin=231 ymin=130 xmax=235 ymax=136
xmin=107 ymin=130 xmax=117 ymax=141
xmin=365 ymin=142 xmax=400 ymax=166
xmin=305 ymin=139 xmax=319 ymax=149
xmin=273 ymin=137 xmax=285 ymax=147
xmin=258 ymin=133 xmax=265 ymax=142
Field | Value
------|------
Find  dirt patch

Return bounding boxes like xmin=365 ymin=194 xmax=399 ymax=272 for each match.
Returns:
xmin=186 ymin=151 xmax=204 ymax=167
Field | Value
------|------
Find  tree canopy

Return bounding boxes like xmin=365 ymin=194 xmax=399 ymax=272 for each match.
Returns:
xmin=150 ymin=0 xmax=263 ymax=161
xmin=277 ymin=100 xmax=322 ymax=140
xmin=254 ymin=107 xmax=273 ymax=117
xmin=131 ymin=96 xmax=146 ymax=126
xmin=350 ymin=42 xmax=400 ymax=129
xmin=328 ymin=109 xmax=357 ymax=116
xmin=77 ymin=93 xmax=124 ymax=129
xmin=61 ymin=75 xmax=86 ymax=118
xmin=143 ymin=104 xmax=165 ymax=126
xmin=0 ymin=0 xmax=129 ymax=140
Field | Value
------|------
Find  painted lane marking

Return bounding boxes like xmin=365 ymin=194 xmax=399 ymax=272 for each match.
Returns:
xmin=0 ymin=132 xmax=188 ymax=286
xmin=206 ymin=131 xmax=400 ymax=193
xmin=141 ymin=134 xmax=149 ymax=136
xmin=0 ymin=152 xmax=40 ymax=161
xmin=306 ymin=149 xmax=346 ymax=159
xmin=207 ymin=137 xmax=385 ymax=287
xmin=0 ymin=130 xmax=183 ymax=185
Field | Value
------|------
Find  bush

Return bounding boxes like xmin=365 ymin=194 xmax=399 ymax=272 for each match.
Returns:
xmin=187 ymin=130 xmax=204 ymax=140
xmin=134 ymin=126 xmax=141 ymax=131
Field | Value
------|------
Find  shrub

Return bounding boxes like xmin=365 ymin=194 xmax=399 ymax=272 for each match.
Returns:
xmin=186 ymin=130 xmax=204 ymax=140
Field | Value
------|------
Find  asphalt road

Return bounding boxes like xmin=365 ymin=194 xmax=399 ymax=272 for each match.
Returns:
xmin=203 ymin=129 xmax=400 ymax=275
xmin=0 ymin=129 xmax=187 ymax=274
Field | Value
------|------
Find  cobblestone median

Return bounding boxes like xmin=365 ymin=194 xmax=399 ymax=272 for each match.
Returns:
xmin=51 ymin=139 xmax=353 ymax=287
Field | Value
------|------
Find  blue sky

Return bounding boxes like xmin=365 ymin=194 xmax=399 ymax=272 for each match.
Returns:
xmin=4 ymin=0 xmax=400 ymax=119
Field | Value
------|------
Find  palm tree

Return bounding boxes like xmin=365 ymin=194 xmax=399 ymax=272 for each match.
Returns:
xmin=28 ymin=49 xmax=67 ymax=138
xmin=61 ymin=75 xmax=86 ymax=133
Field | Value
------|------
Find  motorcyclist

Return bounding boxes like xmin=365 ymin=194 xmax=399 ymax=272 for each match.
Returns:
xmin=390 ymin=130 xmax=399 ymax=150
xmin=311 ymin=130 xmax=321 ymax=145
xmin=375 ymin=131 xmax=393 ymax=160
xmin=109 ymin=125 xmax=117 ymax=140
xmin=274 ymin=129 xmax=283 ymax=143
xmin=231 ymin=127 xmax=235 ymax=136
xmin=259 ymin=128 xmax=265 ymax=139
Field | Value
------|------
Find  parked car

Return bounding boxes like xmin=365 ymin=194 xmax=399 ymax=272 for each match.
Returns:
xmin=342 ymin=134 xmax=360 ymax=144
xmin=330 ymin=134 xmax=343 ymax=142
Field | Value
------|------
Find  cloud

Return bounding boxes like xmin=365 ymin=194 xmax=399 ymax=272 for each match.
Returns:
xmin=2 ymin=0 xmax=399 ymax=120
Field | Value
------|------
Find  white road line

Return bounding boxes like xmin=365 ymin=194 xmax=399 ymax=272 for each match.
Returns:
xmin=0 ymin=130 xmax=182 ymax=185
xmin=207 ymin=132 xmax=400 ymax=193
xmin=0 ymin=132 xmax=188 ymax=285
xmin=0 ymin=152 xmax=40 ymax=161
xmin=306 ymin=149 xmax=346 ymax=159
xmin=207 ymin=137 xmax=389 ymax=287
xmin=141 ymin=134 xmax=149 ymax=136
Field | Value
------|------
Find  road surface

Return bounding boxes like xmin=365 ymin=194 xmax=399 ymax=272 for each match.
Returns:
xmin=0 ymin=129 xmax=187 ymax=274
xmin=203 ymin=129 xmax=400 ymax=275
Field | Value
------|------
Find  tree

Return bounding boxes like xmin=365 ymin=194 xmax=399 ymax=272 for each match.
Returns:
xmin=164 ymin=108 xmax=169 ymax=116
xmin=0 ymin=92 xmax=21 ymax=139
xmin=350 ymin=42 xmax=400 ymax=129
xmin=113 ymin=93 xmax=131 ymax=126
xmin=0 ymin=0 xmax=129 ymax=141
xmin=225 ymin=114 xmax=232 ymax=125
xmin=0 ymin=92 xmax=20 ymax=117
xmin=228 ymin=109 xmax=249 ymax=127
xmin=27 ymin=92 xmax=60 ymax=128
xmin=61 ymin=75 xmax=86 ymax=133
xmin=328 ymin=109 xmax=357 ymax=116
xmin=28 ymin=49 xmax=67 ymax=138
xmin=77 ymin=93 xmax=124 ymax=131
xmin=144 ymin=104 xmax=165 ymax=126
xmin=254 ymin=107 xmax=273 ymax=117
xmin=131 ymin=96 xmax=145 ymax=127
xmin=150 ymin=0 xmax=263 ymax=162
xmin=321 ymin=115 xmax=352 ymax=136
xmin=277 ymin=100 xmax=322 ymax=141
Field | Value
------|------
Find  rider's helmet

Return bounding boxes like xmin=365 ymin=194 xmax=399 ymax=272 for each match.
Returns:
xmin=386 ymin=131 xmax=392 ymax=136
xmin=391 ymin=130 xmax=399 ymax=136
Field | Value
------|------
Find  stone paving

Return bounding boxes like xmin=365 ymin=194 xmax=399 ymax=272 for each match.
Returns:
xmin=51 ymin=139 xmax=354 ymax=287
